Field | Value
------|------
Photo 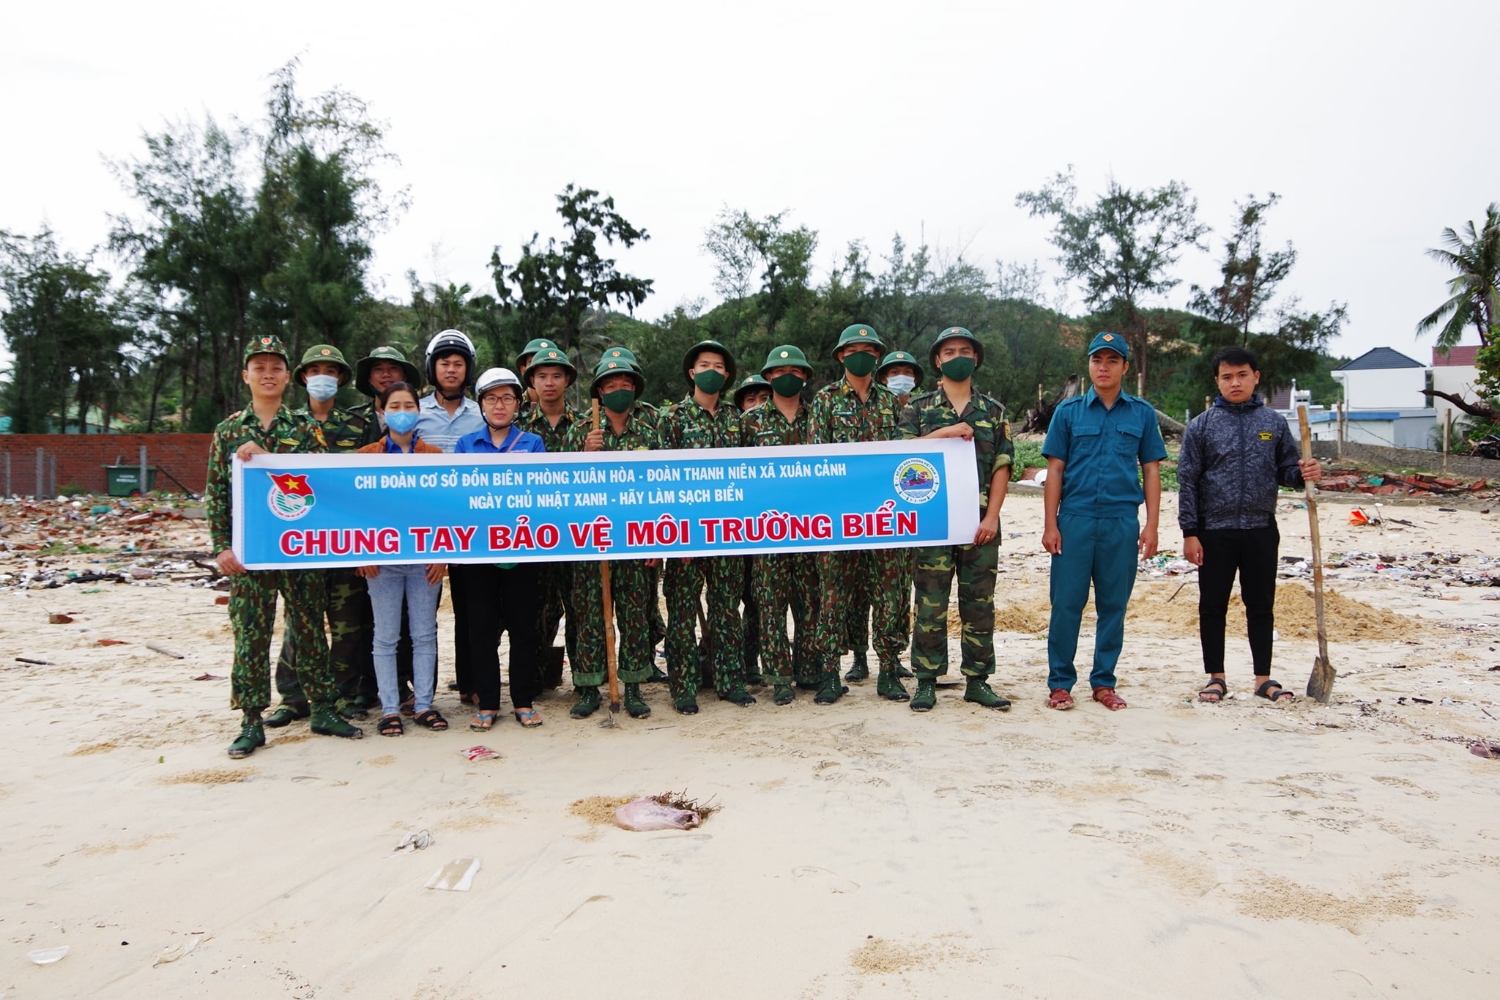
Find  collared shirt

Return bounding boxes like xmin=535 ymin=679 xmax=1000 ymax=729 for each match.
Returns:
xmin=1042 ymin=387 xmax=1168 ymax=518
xmin=454 ymin=424 xmax=547 ymax=454
xmin=660 ymin=395 xmax=742 ymax=450
xmin=416 ymin=393 xmax=484 ymax=453
xmin=562 ymin=406 xmax=660 ymax=453
xmin=206 ymin=405 xmax=326 ymax=553
xmin=741 ymin=400 xmax=810 ymax=448
xmin=379 ymin=431 xmax=433 ymax=454
xmin=899 ymin=385 xmax=1014 ymax=508
xmin=519 ymin=404 xmax=581 ymax=455
xmin=808 ymin=378 xmax=901 ymax=445
xmin=294 ymin=405 xmax=366 ymax=452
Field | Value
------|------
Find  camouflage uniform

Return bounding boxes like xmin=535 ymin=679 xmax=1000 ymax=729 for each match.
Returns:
xmin=808 ymin=378 xmax=909 ymax=675
xmin=521 ymin=404 xmax=584 ymax=685
xmin=659 ymin=395 xmax=747 ymax=702
xmin=206 ymin=407 xmax=338 ymax=714
xmin=741 ymin=401 xmax=821 ymax=686
xmin=899 ymin=385 xmax=1014 ymax=679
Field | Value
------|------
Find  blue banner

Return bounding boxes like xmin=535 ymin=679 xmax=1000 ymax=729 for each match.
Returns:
xmin=232 ymin=440 xmax=980 ymax=569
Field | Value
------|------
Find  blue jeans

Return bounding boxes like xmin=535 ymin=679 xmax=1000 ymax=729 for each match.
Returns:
xmin=367 ymin=564 xmax=441 ymax=717
xmin=1047 ymin=512 xmax=1139 ymax=691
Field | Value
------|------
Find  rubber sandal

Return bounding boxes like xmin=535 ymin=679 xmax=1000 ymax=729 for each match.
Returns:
xmin=1198 ymin=678 xmax=1228 ymax=703
xmin=413 ymin=709 xmax=448 ymax=731
xmin=1048 ymin=688 xmax=1075 ymax=710
xmin=514 ymin=708 xmax=543 ymax=728
xmin=1092 ymin=686 xmax=1128 ymax=711
xmin=400 ymin=695 xmax=416 ymax=717
xmin=1255 ymin=679 xmax=1294 ymax=703
xmin=469 ymin=711 xmax=497 ymax=732
xmin=378 ymin=714 xmax=404 ymax=737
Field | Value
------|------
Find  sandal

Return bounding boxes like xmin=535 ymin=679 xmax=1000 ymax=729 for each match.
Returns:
xmin=377 ymin=714 xmax=404 ymax=737
xmin=1198 ymin=678 xmax=1228 ymax=703
xmin=414 ymin=709 xmax=449 ymax=731
xmin=469 ymin=711 xmax=497 ymax=732
xmin=1092 ymin=686 xmax=1128 ymax=711
xmin=1255 ymin=679 xmax=1294 ymax=703
xmin=514 ymin=708 xmax=543 ymax=728
xmin=1048 ymin=688 xmax=1075 ymax=710
xmin=400 ymin=695 xmax=416 ymax=717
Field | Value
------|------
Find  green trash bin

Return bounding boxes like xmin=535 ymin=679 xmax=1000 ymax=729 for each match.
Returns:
xmin=105 ymin=466 xmax=157 ymax=497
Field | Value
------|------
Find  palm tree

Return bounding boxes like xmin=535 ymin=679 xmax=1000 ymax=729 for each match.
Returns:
xmin=1418 ymin=203 xmax=1500 ymax=349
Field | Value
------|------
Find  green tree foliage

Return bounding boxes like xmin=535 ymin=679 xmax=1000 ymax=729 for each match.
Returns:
xmin=1417 ymin=203 xmax=1500 ymax=349
xmin=407 ymin=274 xmax=510 ymax=371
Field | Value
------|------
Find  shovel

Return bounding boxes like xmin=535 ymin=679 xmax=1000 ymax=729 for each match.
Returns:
xmin=1297 ymin=406 xmax=1335 ymax=703
xmin=593 ymin=400 xmax=622 ymax=728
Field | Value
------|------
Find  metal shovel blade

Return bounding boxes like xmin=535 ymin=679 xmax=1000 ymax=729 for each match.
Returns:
xmin=1307 ymin=654 xmax=1336 ymax=704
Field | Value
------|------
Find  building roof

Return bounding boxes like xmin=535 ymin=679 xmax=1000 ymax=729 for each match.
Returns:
xmin=1337 ymin=347 xmax=1425 ymax=371
xmin=1433 ymin=345 xmax=1480 ymax=367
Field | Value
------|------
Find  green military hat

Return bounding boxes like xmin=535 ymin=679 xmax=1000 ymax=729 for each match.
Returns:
xmin=355 ymin=345 xmax=423 ymax=397
xmin=523 ymin=344 xmax=578 ymax=387
xmin=589 ymin=358 xmax=646 ymax=399
xmin=681 ymin=340 xmax=736 ymax=387
xmin=243 ymin=334 xmax=290 ymax=365
xmin=732 ymin=373 xmax=772 ymax=408
xmin=929 ymin=327 xmax=984 ymax=370
xmin=834 ymin=323 xmax=885 ymax=353
xmin=1087 ymin=331 xmax=1130 ymax=360
xmin=293 ymin=344 xmax=352 ymax=385
xmin=876 ymin=349 xmax=925 ymax=388
xmin=601 ymin=345 xmax=643 ymax=372
xmin=517 ymin=337 xmax=561 ymax=370
xmin=760 ymin=344 xmax=813 ymax=378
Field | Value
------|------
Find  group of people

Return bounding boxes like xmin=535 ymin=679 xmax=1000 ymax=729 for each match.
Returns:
xmin=206 ymin=322 xmax=1320 ymax=759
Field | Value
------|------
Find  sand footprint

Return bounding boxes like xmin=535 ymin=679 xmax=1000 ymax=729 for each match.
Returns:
xmin=792 ymin=865 xmax=860 ymax=894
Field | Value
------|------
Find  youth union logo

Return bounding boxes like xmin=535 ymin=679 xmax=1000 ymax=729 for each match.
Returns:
xmin=893 ymin=458 xmax=939 ymax=504
xmin=267 ymin=472 xmax=316 ymax=521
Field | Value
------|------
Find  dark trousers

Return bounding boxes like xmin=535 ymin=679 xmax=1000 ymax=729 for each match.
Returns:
xmin=1198 ymin=525 xmax=1279 ymax=676
xmin=449 ymin=565 xmax=474 ymax=694
xmin=464 ymin=563 xmax=541 ymax=711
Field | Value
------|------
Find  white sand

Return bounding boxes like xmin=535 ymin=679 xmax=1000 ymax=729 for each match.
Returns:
xmin=3 ymin=492 xmax=1499 ymax=998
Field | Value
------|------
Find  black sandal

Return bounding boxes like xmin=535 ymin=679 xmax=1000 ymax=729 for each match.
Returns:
xmin=377 ymin=714 xmax=404 ymax=737
xmin=1255 ymin=679 xmax=1294 ymax=703
xmin=413 ymin=709 xmax=449 ymax=731
xmin=1198 ymin=678 xmax=1227 ymax=703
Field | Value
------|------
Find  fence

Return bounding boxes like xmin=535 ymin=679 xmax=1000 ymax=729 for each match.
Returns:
xmin=0 ymin=434 xmax=212 ymax=496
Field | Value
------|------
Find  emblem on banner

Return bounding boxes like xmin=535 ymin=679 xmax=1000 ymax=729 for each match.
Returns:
xmin=893 ymin=458 xmax=940 ymax=504
xmin=267 ymin=472 xmax=316 ymax=521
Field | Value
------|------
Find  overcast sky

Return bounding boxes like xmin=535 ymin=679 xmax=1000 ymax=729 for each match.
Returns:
xmin=4 ymin=0 xmax=1496 ymax=362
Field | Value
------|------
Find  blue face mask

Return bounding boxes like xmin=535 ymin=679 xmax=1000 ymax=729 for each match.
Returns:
xmin=384 ymin=409 xmax=419 ymax=435
xmin=305 ymin=374 xmax=340 ymax=401
xmin=885 ymin=374 xmax=916 ymax=396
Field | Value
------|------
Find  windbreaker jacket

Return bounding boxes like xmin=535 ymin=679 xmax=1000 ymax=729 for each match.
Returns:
xmin=1177 ymin=396 xmax=1304 ymax=536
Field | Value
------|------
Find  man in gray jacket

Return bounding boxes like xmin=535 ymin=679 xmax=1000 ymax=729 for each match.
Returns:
xmin=1179 ymin=347 xmax=1321 ymax=703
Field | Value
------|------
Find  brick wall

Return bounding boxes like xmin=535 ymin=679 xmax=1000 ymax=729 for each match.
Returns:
xmin=0 ymin=434 xmax=213 ymax=495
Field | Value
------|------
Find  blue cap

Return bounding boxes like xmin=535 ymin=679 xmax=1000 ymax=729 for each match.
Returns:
xmin=1087 ymin=331 xmax=1130 ymax=360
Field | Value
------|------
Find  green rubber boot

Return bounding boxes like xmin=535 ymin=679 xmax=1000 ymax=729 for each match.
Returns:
xmin=263 ymin=703 xmax=309 ymax=729
xmin=909 ymin=678 xmax=937 ymax=712
xmin=624 ymin=682 xmax=651 ymax=719
xmin=964 ymin=678 xmax=1012 ymax=711
xmin=335 ymin=696 xmax=369 ymax=721
xmin=844 ymin=653 xmax=870 ymax=683
xmin=814 ymin=671 xmax=846 ymax=705
xmin=310 ymin=706 xmax=364 ymax=739
xmin=227 ymin=716 xmax=265 ymax=759
xmin=673 ymin=694 xmax=700 ymax=715
xmin=896 ymin=663 xmax=914 ymax=679
xmin=772 ymin=683 xmax=795 ymax=705
xmin=570 ymin=686 xmax=601 ymax=719
xmin=718 ymin=682 xmax=757 ymax=707
xmin=877 ymin=670 xmax=910 ymax=702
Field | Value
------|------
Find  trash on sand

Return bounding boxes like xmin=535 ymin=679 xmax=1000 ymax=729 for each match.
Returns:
xmin=461 ymin=745 xmax=500 ymax=762
xmin=425 ymin=856 xmax=480 ymax=891
xmin=48 ymin=613 xmax=74 ymax=624
xmin=614 ymin=791 xmax=718 ymax=831
xmin=1470 ymin=741 xmax=1500 ymax=759
xmin=146 ymin=643 xmax=185 ymax=659
xmin=391 ymin=829 xmax=433 ymax=856
xmin=191 ymin=673 xmax=225 ymax=681
xmin=15 ymin=656 xmax=53 ymax=666
xmin=153 ymin=935 xmax=208 ymax=966
xmin=28 ymin=946 xmax=69 ymax=965
xmin=97 ymin=638 xmax=126 ymax=646
xmin=214 ymin=595 xmax=229 ymax=605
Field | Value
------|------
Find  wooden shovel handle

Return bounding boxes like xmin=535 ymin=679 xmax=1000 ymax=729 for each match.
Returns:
xmin=1297 ymin=406 xmax=1330 ymax=663
xmin=590 ymin=397 xmax=621 ymax=707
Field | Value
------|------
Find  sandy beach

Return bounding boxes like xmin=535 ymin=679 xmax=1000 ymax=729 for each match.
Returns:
xmin=3 ymin=490 xmax=1499 ymax=999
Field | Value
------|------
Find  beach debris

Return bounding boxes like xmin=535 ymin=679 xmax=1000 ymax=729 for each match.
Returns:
xmin=391 ymin=829 xmax=433 ymax=856
xmin=425 ymin=856 xmax=481 ymax=891
xmin=1469 ymin=741 xmax=1500 ymax=759
xmin=152 ymin=935 xmax=208 ymax=966
xmin=191 ymin=673 xmax=225 ymax=681
xmin=614 ymin=791 xmax=718 ymax=831
xmin=97 ymin=639 xmax=126 ymax=646
xmin=15 ymin=656 xmax=53 ymax=666
xmin=28 ymin=946 xmax=69 ymax=965
xmin=1319 ymin=469 xmax=1489 ymax=497
xmin=460 ymin=745 xmax=500 ymax=762
xmin=48 ymin=612 xmax=74 ymax=624
xmin=147 ymin=643 xmax=185 ymax=659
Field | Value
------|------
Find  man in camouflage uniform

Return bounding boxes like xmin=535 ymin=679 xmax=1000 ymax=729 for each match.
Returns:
xmin=515 ymin=337 xmax=562 ymax=413
xmin=564 ymin=358 xmax=661 ymax=720
xmin=208 ymin=335 xmax=363 ymax=758
xmin=659 ymin=341 xmax=754 ymax=714
xmin=518 ymin=345 xmax=582 ymax=689
xmin=351 ymin=345 xmax=423 ymax=447
xmin=732 ymin=374 xmax=771 ymax=686
xmin=899 ymin=327 xmax=1014 ymax=712
xmin=742 ymin=345 xmax=824 ymax=705
xmin=809 ymin=323 xmax=910 ymax=703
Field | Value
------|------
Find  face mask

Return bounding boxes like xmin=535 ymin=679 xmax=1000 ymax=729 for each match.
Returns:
xmin=841 ymin=351 xmax=878 ymax=377
xmin=885 ymin=374 xmax=916 ymax=396
xmin=305 ymin=374 xmax=340 ymax=401
xmin=940 ymin=356 xmax=976 ymax=382
xmin=384 ymin=409 xmax=419 ymax=435
xmin=770 ymin=373 xmax=806 ymax=397
xmin=601 ymin=389 xmax=636 ymax=414
xmin=693 ymin=370 xmax=727 ymax=395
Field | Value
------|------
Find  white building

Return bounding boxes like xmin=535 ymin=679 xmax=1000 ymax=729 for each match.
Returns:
xmin=1322 ymin=347 xmax=1437 ymax=449
xmin=1430 ymin=345 xmax=1482 ymax=422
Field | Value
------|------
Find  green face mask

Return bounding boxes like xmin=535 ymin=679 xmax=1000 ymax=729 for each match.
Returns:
xmin=940 ymin=356 xmax=976 ymax=382
xmin=692 ymin=370 xmax=727 ymax=395
xmin=841 ymin=351 xmax=878 ymax=377
xmin=600 ymin=388 xmax=635 ymax=414
xmin=770 ymin=372 xmax=807 ymax=397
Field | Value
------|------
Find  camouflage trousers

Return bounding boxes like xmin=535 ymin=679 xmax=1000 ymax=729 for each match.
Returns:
xmin=664 ymin=556 xmax=744 ymax=699
xmin=275 ymin=568 xmax=371 ymax=707
xmin=751 ymin=552 xmax=820 ymax=685
xmin=741 ymin=557 xmax=761 ymax=675
xmin=647 ymin=561 xmax=666 ymax=649
xmin=846 ymin=555 xmax=915 ymax=658
xmin=911 ymin=540 xmax=999 ymax=679
xmin=537 ymin=560 xmax=578 ymax=670
xmin=571 ymin=560 xmax=654 ymax=687
xmin=815 ymin=550 xmax=908 ymax=672
xmin=230 ymin=569 xmax=337 ymax=713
